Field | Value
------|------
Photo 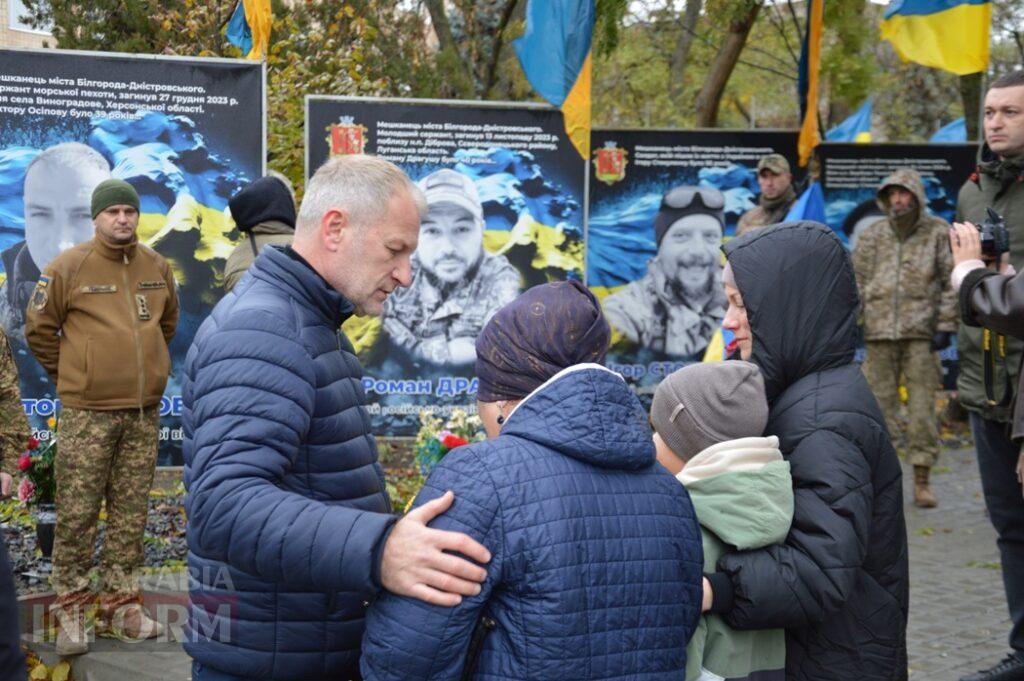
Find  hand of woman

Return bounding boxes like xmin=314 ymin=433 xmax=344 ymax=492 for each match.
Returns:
xmin=701 ymin=576 xmax=713 ymax=613
xmin=950 ymin=222 xmax=983 ymax=266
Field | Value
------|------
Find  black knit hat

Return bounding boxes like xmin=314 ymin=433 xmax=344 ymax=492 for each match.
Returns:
xmin=229 ymin=176 xmax=296 ymax=232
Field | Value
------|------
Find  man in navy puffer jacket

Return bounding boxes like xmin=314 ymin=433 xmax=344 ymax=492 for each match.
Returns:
xmin=183 ymin=156 xmax=491 ymax=681
xmin=361 ymin=281 xmax=705 ymax=680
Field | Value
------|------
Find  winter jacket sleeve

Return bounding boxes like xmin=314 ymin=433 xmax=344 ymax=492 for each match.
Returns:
xmin=960 ymin=267 xmax=1024 ymax=338
xmin=160 ymin=259 xmax=179 ymax=346
xmin=714 ymin=429 xmax=873 ymax=630
xmin=185 ymin=309 xmax=396 ymax=595
xmin=24 ymin=267 xmax=68 ymax=380
xmin=361 ymin=445 xmax=503 ymax=681
xmin=935 ymin=223 xmax=958 ymax=333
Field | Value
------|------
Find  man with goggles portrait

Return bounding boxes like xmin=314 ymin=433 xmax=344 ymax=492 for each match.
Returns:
xmin=603 ymin=185 xmax=727 ymax=358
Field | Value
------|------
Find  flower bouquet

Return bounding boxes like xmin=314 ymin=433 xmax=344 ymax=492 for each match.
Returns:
xmin=17 ymin=417 xmax=58 ymax=558
xmin=413 ymin=409 xmax=485 ymax=475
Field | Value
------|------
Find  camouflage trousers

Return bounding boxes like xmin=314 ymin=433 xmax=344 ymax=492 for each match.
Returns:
xmin=52 ymin=406 xmax=160 ymax=602
xmin=862 ymin=339 xmax=940 ymax=468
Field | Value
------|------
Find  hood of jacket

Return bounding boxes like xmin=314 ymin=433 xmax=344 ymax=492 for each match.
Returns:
xmin=723 ymin=221 xmax=859 ymax=403
xmin=501 ymin=363 xmax=656 ymax=470
xmin=676 ymin=435 xmax=792 ymax=550
xmin=876 ymin=168 xmax=929 ymax=237
xmin=977 ymin=141 xmax=1024 ymax=183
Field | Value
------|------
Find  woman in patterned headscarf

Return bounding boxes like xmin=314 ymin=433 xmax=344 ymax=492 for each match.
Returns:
xmin=361 ymin=279 xmax=704 ymax=681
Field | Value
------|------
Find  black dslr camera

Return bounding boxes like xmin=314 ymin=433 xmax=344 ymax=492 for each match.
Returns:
xmin=976 ymin=207 xmax=1010 ymax=259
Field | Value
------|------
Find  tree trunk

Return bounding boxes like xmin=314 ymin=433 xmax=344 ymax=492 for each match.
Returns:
xmin=694 ymin=1 xmax=762 ymax=127
xmin=425 ymin=0 xmax=475 ymax=95
xmin=482 ymin=0 xmax=520 ymax=98
xmin=959 ymin=72 xmax=983 ymax=142
xmin=669 ymin=0 xmax=702 ymax=106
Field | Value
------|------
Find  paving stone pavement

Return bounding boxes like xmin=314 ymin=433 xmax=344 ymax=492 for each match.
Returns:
xmin=905 ymin=447 xmax=1016 ymax=680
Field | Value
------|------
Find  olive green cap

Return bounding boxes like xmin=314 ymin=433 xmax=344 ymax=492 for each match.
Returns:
xmin=91 ymin=179 xmax=140 ymax=218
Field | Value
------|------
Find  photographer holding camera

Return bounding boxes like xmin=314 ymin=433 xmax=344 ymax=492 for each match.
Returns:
xmin=950 ymin=69 xmax=1024 ymax=681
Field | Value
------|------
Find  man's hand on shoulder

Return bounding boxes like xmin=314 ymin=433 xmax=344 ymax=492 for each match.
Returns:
xmin=380 ymin=490 xmax=491 ymax=607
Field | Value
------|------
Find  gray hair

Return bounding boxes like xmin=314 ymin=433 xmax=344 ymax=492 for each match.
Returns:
xmin=296 ymin=154 xmax=426 ymax=234
xmin=26 ymin=141 xmax=111 ymax=178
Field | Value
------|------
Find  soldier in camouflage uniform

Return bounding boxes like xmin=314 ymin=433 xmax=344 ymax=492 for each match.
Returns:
xmin=852 ymin=168 xmax=957 ymax=508
xmin=0 ymin=327 xmax=28 ymax=499
xmin=24 ymin=180 xmax=178 ymax=655
xmin=382 ymin=169 xmax=520 ymax=366
xmin=736 ymin=154 xmax=797 ymax=237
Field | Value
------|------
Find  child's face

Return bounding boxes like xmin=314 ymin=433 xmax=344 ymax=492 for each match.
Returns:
xmin=653 ymin=432 xmax=686 ymax=476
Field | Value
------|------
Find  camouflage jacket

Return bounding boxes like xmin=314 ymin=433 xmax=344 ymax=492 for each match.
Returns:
xmin=955 ymin=145 xmax=1024 ymax=420
xmin=0 ymin=328 xmax=28 ymax=478
xmin=382 ymin=253 xmax=520 ymax=365
xmin=603 ymin=264 xmax=726 ymax=358
xmin=852 ymin=169 xmax=957 ymax=341
xmin=735 ymin=187 xmax=797 ymax=237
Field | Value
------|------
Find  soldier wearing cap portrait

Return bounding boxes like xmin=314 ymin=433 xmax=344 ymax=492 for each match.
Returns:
xmin=736 ymin=153 xmax=797 ymax=236
xmin=24 ymin=179 xmax=178 ymax=656
xmin=381 ymin=169 xmax=521 ymax=366
xmin=602 ymin=186 xmax=727 ymax=358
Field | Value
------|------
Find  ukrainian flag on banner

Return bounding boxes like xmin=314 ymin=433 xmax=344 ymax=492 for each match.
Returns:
xmin=514 ymin=0 xmax=594 ymax=159
xmin=226 ymin=0 xmax=272 ymax=60
xmin=825 ymin=99 xmax=873 ymax=143
xmin=797 ymin=0 xmax=824 ymax=167
xmin=880 ymin=0 xmax=990 ymax=75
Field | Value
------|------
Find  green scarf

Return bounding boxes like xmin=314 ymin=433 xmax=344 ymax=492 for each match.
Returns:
xmin=760 ymin=185 xmax=797 ymax=221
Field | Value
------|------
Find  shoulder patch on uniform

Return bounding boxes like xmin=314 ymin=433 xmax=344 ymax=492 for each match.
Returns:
xmin=137 ymin=281 xmax=166 ymax=290
xmin=30 ymin=282 xmax=48 ymax=311
xmin=81 ymin=285 xmax=117 ymax=294
xmin=36 ymin=276 xmax=49 ymax=288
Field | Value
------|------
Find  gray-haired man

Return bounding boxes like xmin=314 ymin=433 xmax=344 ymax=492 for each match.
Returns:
xmin=382 ymin=169 xmax=520 ymax=366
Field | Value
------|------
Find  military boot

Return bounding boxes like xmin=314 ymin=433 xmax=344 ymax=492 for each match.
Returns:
xmin=97 ymin=595 xmax=164 ymax=641
xmin=53 ymin=604 xmax=89 ymax=656
xmin=913 ymin=465 xmax=938 ymax=508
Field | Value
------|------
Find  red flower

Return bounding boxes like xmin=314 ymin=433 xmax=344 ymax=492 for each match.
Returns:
xmin=442 ymin=434 xmax=469 ymax=450
xmin=17 ymin=453 xmax=31 ymax=471
xmin=27 ymin=437 xmax=39 ymax=450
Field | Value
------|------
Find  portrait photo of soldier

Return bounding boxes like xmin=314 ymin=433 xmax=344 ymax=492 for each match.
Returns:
xmin=382 ymin=168 xmax=520 ymax=367
xmin=0 ymin=142 xmax=111 ymax=336
xmin=603 ymin=185 xmax=727 ymax=359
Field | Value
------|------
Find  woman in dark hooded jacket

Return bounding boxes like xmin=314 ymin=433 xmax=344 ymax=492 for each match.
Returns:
xmin=703 ymin=221 xmax=909 ymax=680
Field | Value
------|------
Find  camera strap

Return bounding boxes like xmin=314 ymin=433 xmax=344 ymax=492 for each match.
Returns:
xmin=983 ymin=328 xmax=1012 ymax=407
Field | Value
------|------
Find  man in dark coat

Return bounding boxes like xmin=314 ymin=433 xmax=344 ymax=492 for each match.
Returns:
xmin=704 ymin=221 xmax=909 ymax=680
xmin=183 ymin=154 xmax=491 ymax=681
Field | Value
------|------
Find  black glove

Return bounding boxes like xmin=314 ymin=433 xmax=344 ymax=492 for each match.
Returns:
xmin=930 ymin=331 xmax=953 ymax=352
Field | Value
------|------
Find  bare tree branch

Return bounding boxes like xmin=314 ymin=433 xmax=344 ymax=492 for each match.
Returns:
xmin=482 ymin=0 xmax=519 ymax=97
xmin=786 ymin=0 xmax=804 ymax=45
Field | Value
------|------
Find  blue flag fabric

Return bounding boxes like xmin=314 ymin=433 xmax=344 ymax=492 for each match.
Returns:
xmin=785 ymin=182 xmax=827 ymax=224
xmin=930 ymin=118 xmax=967 ymax=143
xmin=226 ymin=2 xmax=253 ymax=57
xmin=826 ymin=99 xmax=873 ymax=142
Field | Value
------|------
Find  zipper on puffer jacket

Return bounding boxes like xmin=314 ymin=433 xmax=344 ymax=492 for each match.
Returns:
xmin=461 ymin=614 xmax=496 ymax=681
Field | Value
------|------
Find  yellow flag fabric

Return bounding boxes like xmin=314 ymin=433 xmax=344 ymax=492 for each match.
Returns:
xmin=797 ymin=0 xmax=823 ymax=168
xmin=880 ymin=0 xmax=990 ymax=76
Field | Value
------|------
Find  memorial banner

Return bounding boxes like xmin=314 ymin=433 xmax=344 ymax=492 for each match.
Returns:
xmin=587 ymin=128 xmax=799 ymax=396
xmin=307 ymin=96 xmax=585 ymax=436
xmin=0 ymin=48 xmax=264 ymax=464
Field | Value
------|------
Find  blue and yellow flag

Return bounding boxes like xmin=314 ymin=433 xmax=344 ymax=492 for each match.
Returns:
xmin=825 ymin=99 xmax=873 ymax=143
xmin=931 ymin=117 xmax=968 ymax=142
xmin=514 ymin=0 xmax=594 ymax=160
xmin=797 ymin=0 xmax=824 ymax=167
xmin=226 ymin=0 xmax=272 ymax=61
xmin=880 ymin=0 xmax=990 ymax=75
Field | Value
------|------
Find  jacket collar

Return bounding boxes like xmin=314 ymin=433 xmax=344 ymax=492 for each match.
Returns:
xmin=92 ymin=234 xmax=138 ymax=261
xmin=250 ymin=245 xmax=355 ymax=327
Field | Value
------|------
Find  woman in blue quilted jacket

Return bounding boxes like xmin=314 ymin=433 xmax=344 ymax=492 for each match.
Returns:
xmin=360 ymin=279 xmax=704 ymax=680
